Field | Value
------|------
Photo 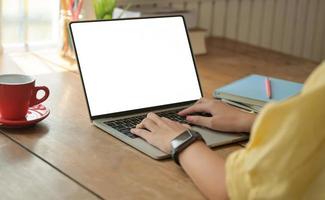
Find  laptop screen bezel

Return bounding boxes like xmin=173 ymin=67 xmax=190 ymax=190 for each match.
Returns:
xmin=69 ymin=15 xmax=203 ymax=120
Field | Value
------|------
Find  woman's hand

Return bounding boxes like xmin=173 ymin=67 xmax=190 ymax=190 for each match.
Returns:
xmin=131 ymin=98 xmax=256 ymax=153
xmin=131 ymin=112 xmax=190 ymax=153
xmin=179 ymin=98 xmax=256 ymax=133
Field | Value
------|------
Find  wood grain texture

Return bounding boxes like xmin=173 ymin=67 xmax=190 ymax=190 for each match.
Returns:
xmin=196 ymin=37 xmax=317 ymax=97
xmin=0 ymin=54 xmax=24 ymax=74
xmin=0 ymin=37 xmax=318 ymax=199
xmin=0 ymin=71 xmax=206 ymax=200
xmin=0 ymin=134 xmax=100 ymax=200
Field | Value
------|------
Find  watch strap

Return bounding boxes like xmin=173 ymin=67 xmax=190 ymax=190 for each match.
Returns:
xmin=171 ymin=130 xmax=204 ymax=165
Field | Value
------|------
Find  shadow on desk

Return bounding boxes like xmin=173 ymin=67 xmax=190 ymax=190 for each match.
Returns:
xmin=0 ymin=123 xmax=49 ymax=148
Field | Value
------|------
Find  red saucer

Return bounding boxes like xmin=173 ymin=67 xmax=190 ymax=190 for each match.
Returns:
xmin=0 ymin=104 xmax=50 ymax=128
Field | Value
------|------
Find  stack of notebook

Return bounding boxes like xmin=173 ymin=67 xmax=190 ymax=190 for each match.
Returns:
xmin=213 ymin=74 xmax=303 ymax=113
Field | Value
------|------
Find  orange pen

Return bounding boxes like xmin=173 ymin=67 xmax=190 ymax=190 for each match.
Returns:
xmin=265 ymin=77 xmax=272 ymax=99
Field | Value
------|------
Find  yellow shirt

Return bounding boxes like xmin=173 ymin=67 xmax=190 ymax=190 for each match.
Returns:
xmin=226 ymin=62 xmax=325 ymax=200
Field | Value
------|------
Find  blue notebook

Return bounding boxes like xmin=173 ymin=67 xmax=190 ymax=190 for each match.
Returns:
xmin=213 ymin=74 xmax=303 ymax=107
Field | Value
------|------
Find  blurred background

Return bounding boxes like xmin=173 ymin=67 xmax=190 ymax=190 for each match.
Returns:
xmin=0 ymin=0 xmax=324 ymax=62
xmin=1 ymin=0 xmax=59 ymax=49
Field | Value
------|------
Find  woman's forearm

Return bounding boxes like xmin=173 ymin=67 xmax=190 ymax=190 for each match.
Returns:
xmin=179 ymin=141 xmax=228 ymax=200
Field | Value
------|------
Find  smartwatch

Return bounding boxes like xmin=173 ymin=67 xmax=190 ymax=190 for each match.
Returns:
xmin=171 ymin=129 xmax=205 ymax=165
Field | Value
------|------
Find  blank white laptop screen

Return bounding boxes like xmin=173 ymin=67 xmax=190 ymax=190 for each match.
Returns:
xmin=70 ymin=16 xmax=202 ymax=117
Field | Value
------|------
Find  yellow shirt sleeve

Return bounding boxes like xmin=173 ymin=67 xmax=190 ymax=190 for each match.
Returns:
xmin=226 ymin=62 xmax=325 ymax=200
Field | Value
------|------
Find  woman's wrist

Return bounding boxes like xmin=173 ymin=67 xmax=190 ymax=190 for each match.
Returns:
xmin=177 ymin=140 xmax=229 ymax=199
xmin=237 ymin=112 xmax=256 ymax=132
xmin=178 ymin=140 xmax=206 ymax=166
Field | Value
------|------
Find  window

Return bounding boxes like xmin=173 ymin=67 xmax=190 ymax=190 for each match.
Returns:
xmin=1 ymin=0 xmax=60 ymax=50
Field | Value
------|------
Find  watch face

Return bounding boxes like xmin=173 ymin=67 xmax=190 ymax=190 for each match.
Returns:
xmin=171 ymin=131 xmax=192 ymax=148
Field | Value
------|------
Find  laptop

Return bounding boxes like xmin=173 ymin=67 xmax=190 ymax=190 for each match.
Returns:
xmin=69 ymin=16 xmax=248 ymax=159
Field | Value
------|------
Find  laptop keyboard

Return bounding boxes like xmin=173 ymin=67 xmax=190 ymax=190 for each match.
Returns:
xmin=104 ymin=109 xmax=188 ymax=139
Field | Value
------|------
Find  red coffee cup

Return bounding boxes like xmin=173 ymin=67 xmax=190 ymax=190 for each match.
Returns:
xmin=0 ymin=74 xmax=50 ymax=120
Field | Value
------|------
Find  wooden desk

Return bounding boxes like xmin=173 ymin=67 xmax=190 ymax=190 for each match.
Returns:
xmin=0 ymin=38 xmax=318 ymax=199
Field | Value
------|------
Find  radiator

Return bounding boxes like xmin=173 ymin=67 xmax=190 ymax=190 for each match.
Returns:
xmin=118 ymin=0 xmax=325 ymax=62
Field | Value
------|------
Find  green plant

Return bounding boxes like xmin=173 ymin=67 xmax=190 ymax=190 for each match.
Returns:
xmin=92 ymin=0 xmax=116 ymax=20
